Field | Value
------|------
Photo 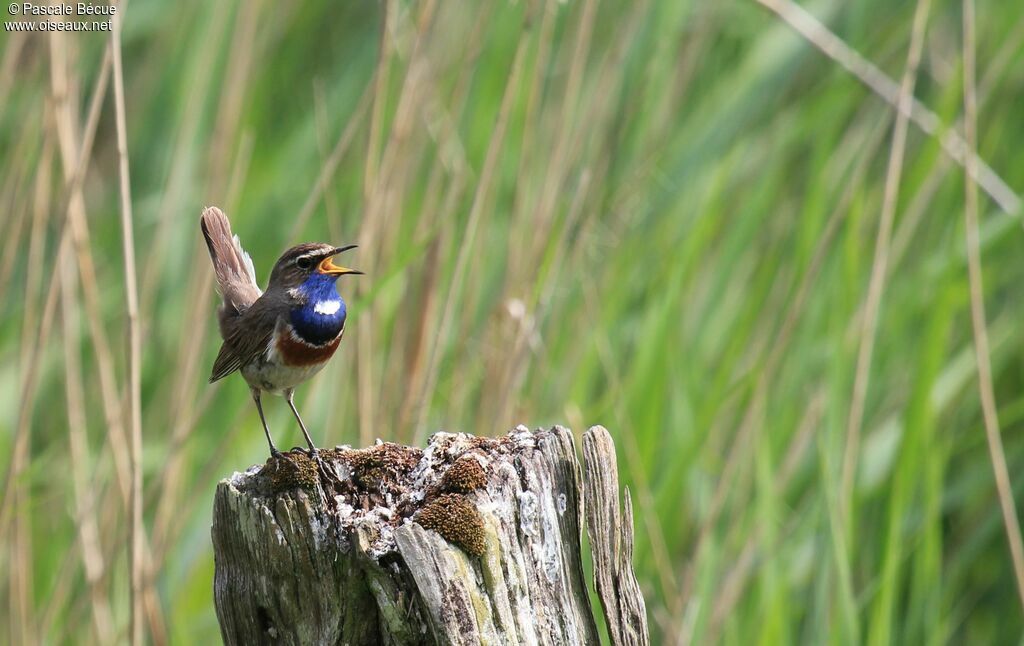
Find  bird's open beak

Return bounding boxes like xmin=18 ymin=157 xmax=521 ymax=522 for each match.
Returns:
xmin=318 ymin=245 xmax=364 ymax=276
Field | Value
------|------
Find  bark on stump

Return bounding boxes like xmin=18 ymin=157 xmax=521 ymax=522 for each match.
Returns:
xmin=211 ymin=425 xmax=649 ymax=645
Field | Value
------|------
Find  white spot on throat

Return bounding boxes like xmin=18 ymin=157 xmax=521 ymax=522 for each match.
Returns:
xmin=314 ymin=299 xmax=342 ymax=316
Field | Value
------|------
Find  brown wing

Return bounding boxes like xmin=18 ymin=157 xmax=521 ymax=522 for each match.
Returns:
xmin=208 ymin=296 xmax=281 ymax=383
xmin=209 ymin=341 xmax=246 ymax=383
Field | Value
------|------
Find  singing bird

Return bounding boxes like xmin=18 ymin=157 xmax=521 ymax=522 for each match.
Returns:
xmin=200 ymin=206 xmax=362 ymax=460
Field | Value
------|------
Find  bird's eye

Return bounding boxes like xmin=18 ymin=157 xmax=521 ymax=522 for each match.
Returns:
xmin=296 ymin=257 xmax=313 ymax=270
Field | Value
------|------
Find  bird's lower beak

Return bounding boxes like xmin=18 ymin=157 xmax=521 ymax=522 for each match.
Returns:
xmin=318 ymin=245 xmax=364 ymax=276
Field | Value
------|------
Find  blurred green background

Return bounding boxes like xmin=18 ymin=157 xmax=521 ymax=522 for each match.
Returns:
xmin=3 ymin=0 xmax=1024 ymax=642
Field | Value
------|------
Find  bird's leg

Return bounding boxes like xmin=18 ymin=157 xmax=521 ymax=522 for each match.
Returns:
xmin=285 ymin=389 xmax=339 ymax=484
xmin=253 ymin=388 xmax=291 ymax=464
xmin=285 ymin=389 xmax=318 ymax=456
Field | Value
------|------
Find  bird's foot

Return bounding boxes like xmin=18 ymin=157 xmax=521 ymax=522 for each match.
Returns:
xmin=300 ymin=446 xmax=343 ymax=487
xmin=290 ymin=445 xmax=329 ymax=465
xmin=269 ymin=448 xmax=297 ymax=467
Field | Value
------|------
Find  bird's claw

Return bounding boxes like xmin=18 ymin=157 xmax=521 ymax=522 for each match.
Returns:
xmin=269 ymin=448 xmax=297 ymax=467
xmin=276 ymin=446 xmax=341 ymax=489
xmin=307 ymin=447 xmax=344 ymax=486
xmin=289 ymin=445 xmax=316 ymax=458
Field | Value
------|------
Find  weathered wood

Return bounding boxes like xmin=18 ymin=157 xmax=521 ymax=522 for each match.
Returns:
xmin=211 ymin=425 xmax=649 ymax=645
xmin=583 ymin=426 xmax=650 ymax=646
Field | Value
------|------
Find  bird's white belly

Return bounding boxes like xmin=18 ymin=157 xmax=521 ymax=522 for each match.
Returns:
xmin=241 ymin=353 xmax=327 ymax=395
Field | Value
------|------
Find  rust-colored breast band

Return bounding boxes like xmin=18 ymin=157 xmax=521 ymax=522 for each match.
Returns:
xmin=276 ymin=332 xmax=341 ymax=367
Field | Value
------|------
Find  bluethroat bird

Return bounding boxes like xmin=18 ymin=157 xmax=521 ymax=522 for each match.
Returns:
xmin=200 ymin=206 xmax=362 ymax=461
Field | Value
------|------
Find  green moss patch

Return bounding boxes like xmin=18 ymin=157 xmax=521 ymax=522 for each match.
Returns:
xmin=415 ymin=493 xmax=486 ymax=557
xmin=439 ymin=457 xmax=487 ymax=494
xmin=260 ymin=452 xmax=319 ymax=493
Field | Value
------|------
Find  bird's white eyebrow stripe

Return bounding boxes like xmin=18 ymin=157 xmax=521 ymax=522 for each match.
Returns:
xmin=293 ymin=249 xmax=335 ymax=265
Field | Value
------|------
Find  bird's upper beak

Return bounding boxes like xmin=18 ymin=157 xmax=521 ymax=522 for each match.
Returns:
xmin=317 ymin=244 xmax=364 ymax=276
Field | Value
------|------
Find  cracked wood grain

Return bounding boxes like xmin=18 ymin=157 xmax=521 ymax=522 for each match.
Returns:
xmin=211 ymin=425 xmax=649 ymax=644
xmin=583 ymin=426 xmax=650 ymax=646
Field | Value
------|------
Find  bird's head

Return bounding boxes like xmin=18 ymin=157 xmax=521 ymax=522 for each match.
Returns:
xmin=267 ymin=243 xmax=363 ymax=294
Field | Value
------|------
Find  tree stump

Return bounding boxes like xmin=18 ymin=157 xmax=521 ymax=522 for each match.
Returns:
xmin=211 ymin=425 xmax=649 ymax=645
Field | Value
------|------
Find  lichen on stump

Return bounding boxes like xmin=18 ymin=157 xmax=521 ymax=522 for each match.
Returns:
xmin=211 ymin=425 xmax=649 ymax=645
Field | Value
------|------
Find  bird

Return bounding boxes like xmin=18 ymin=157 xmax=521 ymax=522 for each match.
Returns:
xmin=200 ymin=206 xmax=362 ymax=462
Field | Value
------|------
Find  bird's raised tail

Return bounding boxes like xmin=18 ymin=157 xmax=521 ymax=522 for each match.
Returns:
xmin=200 ymin=206 xmax=262 ymax=316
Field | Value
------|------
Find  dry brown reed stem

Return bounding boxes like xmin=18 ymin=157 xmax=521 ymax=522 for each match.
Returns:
xmin=41 ymin=39 xmax=174 ymax=643
xmin=890 ymin=19 xmax=1024 ymax=265
xmin=6 ymin=127 xmax=53 ymax=646
xmin=0 ymin=32 xmax=27 ymax=109
xmin=552 ymin=22 xmax=676 ymax=593
xmin=506 ymin=0 xmax=556 ymax=284
xmin=840 ymin=0 xmax=931 ymax=526
xmin=150 ymin=0 xmax=261 ymax=570
xmin=359 ymin=0 xmax=441 ymax=445
xmin=961 ymin=0 xmax=1024 ymax=611
xmin=138 ymin=1 xmax=232 ymax=322
xmin=392 ymin=4 xmax=492 ymax=443
xmin=495 ymin=170 xmax=592 ymax=429
xmin=43 ymin=488 xmax=168 ymax=644
xmin=110 ymin=9 xmax=146 ymax=645
xmin=60 ymin=255 xmax=116 ymax=644
xmin=525 ymin=0 xmax=597 ymax=258
xmin=48 ymin=388 xmax=232 ymax=643
xmin=356 ymin=0 xmax=440 ymax=446
xmin=148 ymin=127 xmax=253 ymax=608
xmin=206 ymin=0 xmax=259 ymax=193
xmin=754 ymin=0 xmax=1021 ymax=216
xmin=414 ymin=8 xmax=535 ymax=442
xmin=290 ymin=84 xmax=375 ymax=242
xmin=355 ymin=0 xmax=396 ymax=447
xmin=0 ymin=127 xmax=40 ymax=298
xmin=372 ymin=0 xmax=445 ymax=425
xmin=61 ymin=48 xmax=135 ymax=508
xmin=23 ymin=39 xmax=131 ymax=644
xmin=839 ymin=17 xmax=1024 ymax=351
xmin=7 ymin=115 xmax=134 ymax=638
xmin=493 ymin=0 xmax=643 ymax=431
xmin=363 ymin=0 xmax=391 ymax=201
xmin=313 ymin=84 xmax=343 ymax=242
xmin=394 ymin=183 xmax=463 ymax=444
xmin=307 ymin=85 xmax=366 ymax=446
xmin=152 ymin=137 xmax=257 ymax=570
xmin=46 ymin=31 xmax=117 ymax=645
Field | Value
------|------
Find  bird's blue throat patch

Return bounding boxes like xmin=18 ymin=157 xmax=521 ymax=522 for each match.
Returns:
xmin=289 ymin=273 xmax=347 ymax=345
